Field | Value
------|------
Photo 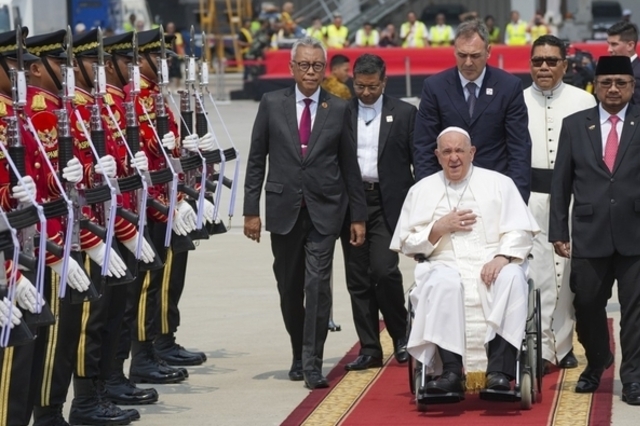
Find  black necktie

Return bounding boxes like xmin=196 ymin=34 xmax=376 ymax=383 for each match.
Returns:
xmin=466 ymin=82 xmax=477 ymax=117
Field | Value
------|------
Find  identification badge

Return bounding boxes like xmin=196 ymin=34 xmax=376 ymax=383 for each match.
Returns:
xmin=386 ymin=115 xmax=393 ymax=122
xmin=486 ymin=88 xmax=493 ymax=95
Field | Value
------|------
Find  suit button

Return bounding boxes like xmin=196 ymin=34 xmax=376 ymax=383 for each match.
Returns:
xmin=611 ymin=178 xmax=615 ymax=183
xmin=34 ymin=162 xmax=41 ymax=169
xmin=611 ymin=199 xmax=615 ymax=204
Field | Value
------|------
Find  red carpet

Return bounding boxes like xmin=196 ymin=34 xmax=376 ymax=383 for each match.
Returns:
xmin=283 ymin=320 xmax=616 ymax=426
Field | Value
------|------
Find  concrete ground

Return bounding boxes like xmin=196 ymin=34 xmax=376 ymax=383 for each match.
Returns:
xmin=62 ymin=81 xmax=637 ymax=425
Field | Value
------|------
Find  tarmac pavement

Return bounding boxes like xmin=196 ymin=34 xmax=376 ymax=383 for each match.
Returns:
xmin=60 ymin=94 xmax=637 ymax=425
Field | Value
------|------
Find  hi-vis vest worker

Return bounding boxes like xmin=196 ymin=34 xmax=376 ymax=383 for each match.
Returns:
xmin=324 ymin=23 xmax=348 ymax=48
xmin=505 ymin=18 xmax=527 ymax=45
xmin=429 ymin=25 xmax=453 ymax=47
xmin=400 ymin=13 xmax=428 ymax=48
xmin=355 ymin=28 xmax=379 ymax=47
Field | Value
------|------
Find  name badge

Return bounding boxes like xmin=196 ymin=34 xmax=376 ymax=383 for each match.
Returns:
xmin=486 ymin=88 xmax=493 ymax=96
xmin=386 ymin=115 xmax=393 ymax=122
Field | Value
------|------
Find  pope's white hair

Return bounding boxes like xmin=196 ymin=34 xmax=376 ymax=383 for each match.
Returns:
xmin=437 ymin=126 xmax=472 ymax=148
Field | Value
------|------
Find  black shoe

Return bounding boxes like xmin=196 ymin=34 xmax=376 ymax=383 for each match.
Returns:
xmin=289 ymin=359 xmax=303 ymax=381
xmin=622 ymin=382 xmax=640 ymax=405
xmin=559 ymin=350 xmax=579 ymax=369
xmin=394 ymin=338 xmax=409 ymax=363
xmin=575 ymin=353 xmax=614 ymax=393
xmin=33 ymin=405 xmax=70 ymax=426
xmin=542 ymin=359 xmax=552 ymax=376
xmin=486 ymin=372 xmax=511 ymax=391
xmin=104 ymin=371 xmax=159 ymax=405
xmin=69 ymin=378 xmax=132 ymax=425
xmin=345 ymin=355 xmax=383 ymax=371
xmin=303 ymin=371 xmax=329 ymax=389
xmin=130 ymin=341 xmax=187 ymax=384
xmin=426 ymin=371 xmax=464 ymax=395
xmin=155 ymin=333 xmax=207 ymax=365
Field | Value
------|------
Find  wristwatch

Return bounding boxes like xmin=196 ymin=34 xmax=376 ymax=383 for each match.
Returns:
xmin=495 ymin=254 xmax=514 ymax=263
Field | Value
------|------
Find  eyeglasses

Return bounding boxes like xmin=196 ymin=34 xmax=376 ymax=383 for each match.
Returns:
xmin=596 ymin=79 xmax=635 ymax=89
xmin=292 ymin=61 xmax=325 ymax=72
xmin=530 ymin=56 xmax=563 ymax=67
xmin=354 ymin=83 xmax=382 ymax=92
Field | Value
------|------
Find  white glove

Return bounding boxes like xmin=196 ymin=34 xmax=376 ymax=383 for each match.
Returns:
xmin=15 ymin=275 xmax=43 ymax=313
xmin=62 ymin=157 xmax=83 ymax=183
xmin=0 ymin=297 xmax=22 ymax=328
xmin=122 ymin=234 xmax=156 ymax=264
xmin=130 ymin=151 xmax=149 ymax=172
xmin=85 ymin=242 xmax=128 ymax=278
xmin=95 ymin=155 xmax=117 ymax=178
xmin=202 ymin=199 xmax=215 ymax=224
xmin=11 ymin=175 xmax=37 ymax=204
xmin=199 ymin=133 xmax=216 ymax=152
xmin=172 ymin=201 xmax=197 ymax=236
xmin=50 ymin=257 xmax=91 ymax=292
xmin=181 ymin=134 xmax=200 ymax=152
xmin=162 ymin=132 xmax=176 ymax=150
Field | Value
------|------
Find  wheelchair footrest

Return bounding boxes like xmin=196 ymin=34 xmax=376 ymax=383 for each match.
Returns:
xmin=479 ymin=389 xmax=521 ymax=402
xmin=417 ymin=389 xmax=465 ymax=404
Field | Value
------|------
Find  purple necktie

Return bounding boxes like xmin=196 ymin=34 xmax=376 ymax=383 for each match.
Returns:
xmin=299 ymin=98 xmax=312 ymax=157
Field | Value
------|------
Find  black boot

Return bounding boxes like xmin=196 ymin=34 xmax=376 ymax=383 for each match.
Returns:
xmin=68 ymin=377 xmax=132 ymax=425
xmin=155 ymin=332 xmax=206 ymax=366
xmin=129 ymin=340 xmax=187 ymax=384
xmin=33 ymin=404 xmax=69 ymax=426
xmin=104 ymin=358 xmax=159 ymax=405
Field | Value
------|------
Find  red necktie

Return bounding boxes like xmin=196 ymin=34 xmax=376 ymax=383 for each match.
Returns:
xmin=604 ymin=115 xmax=620 ymax=172
xmin=299 ymin=98 xmax=312 ymax=157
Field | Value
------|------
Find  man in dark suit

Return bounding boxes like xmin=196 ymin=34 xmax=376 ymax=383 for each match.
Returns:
xmin=607 ymin=21 xmax=640 ymax=104
xmin=550 ymin=56 xmax=640 ymax=405
xmin=243 ymin=37 xmax=367 ymax=390
xmin=340 ymin=54 xmax=416 ymax=371
xmin=413 ymin=19 xmax=531 ymax=201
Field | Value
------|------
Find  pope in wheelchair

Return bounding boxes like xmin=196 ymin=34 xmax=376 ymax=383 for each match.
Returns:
xmin=390 ymin=127 xmax=540 ymax=403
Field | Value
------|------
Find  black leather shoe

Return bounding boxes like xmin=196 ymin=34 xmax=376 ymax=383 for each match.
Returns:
xmin=33 ymin=405 xmax=70 ymax=426
xmin=103 ymin=372 xmax=159 ymax=405
xmin=622 ymin=383 xmax=640 ymax=405
xmin=289 ymin=359 xmax=303 ymax=381
xmin=394 ymin=338 xmax=409 ymax=363
xmin=559 ymin=350 xmax=579 ymax=369
xmin=542 ymin=360 xmax=552 ymax=376
xmin=345 ymin=355 xmax=383 ymax=371
xmin=155 ymin=334 xmax=207 ymax=365
xmin=426 ymin=371 xmax=464 ymax=395
xmin=575 ymin=353 xmax=614 ymax=393
xmin=69 ymin=378 xmax=132 ymax=426
xmin=486 ymin=372 xmax=511 ymax=391
xmin=303 ymin=371 xmax=329 ymax=389
xmin=130 ymin=341 xmax=187 ymax=384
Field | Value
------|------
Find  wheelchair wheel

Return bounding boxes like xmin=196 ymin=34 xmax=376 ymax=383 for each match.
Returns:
xmin=520 ymin=371 xmax=533 ymax=410
xmin=535 ymin=288 xmax=543 ymax=401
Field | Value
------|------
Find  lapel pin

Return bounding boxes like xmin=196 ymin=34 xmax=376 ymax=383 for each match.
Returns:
xmin=589 ymin=125 xmax=596 ymax=130
xmin=386 ymin=115 xmax=393 ymax=122
xmin=321 ymin=102 xmax=328 ymax=109
xmin=631 ymin=121 xmax=635 ymax=126
xmin=486 ymin=88 xmax=493 ymax=95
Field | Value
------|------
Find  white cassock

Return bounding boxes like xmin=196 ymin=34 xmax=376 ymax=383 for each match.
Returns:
xmin=390 ymin=166 xmax=540 ymax=384
xmin=524 ymin=82 xmax=596 ymax=363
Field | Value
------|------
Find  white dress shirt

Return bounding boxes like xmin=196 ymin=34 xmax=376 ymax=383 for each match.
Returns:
xmin=458 ymin=67 xmax=487 ymax=101
xmin=599 ymin=103 xmax=628 ymax=156
xmin=357 ymin=96 xmax=383 ymax=182
xmin=295 ymin=85 xmax=321 ymax=128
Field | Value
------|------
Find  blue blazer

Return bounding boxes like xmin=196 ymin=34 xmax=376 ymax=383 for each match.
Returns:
xmin=413 ymin=65 xmax=532 ymax=201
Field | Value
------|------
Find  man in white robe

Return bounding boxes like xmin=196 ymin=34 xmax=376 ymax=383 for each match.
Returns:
xmin=391 ymin=127 xmax=540 ymax=393
xmin=524 ymin=35 xmax=597 ymax=370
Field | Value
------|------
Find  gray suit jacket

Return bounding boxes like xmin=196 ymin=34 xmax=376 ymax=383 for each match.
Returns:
xmin=549 ymin=104 xmax=640 ymax=257
xmin=243 ymin=86 xmax=367 ymax=236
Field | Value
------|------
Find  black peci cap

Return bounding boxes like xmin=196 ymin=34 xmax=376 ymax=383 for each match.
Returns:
xmin=595 ymin=56 xmax=634 ymax=76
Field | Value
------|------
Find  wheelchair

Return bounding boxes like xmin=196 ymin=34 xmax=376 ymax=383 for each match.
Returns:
xmin=407 ymin=279 xmax=543 ymax=411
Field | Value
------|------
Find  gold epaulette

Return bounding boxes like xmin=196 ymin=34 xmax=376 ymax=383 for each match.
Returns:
xmin=140 ymin=78 xmax=149 ymax=89
xmin=0 ymin=102 xmax=6 ymax=117
xmin=104 ymin=93 xmax=115 ymax=106
xmin=74 ymin=92 xmax=88 ymax=105
xmin=31 ymin=94 xmax=46 ymax=111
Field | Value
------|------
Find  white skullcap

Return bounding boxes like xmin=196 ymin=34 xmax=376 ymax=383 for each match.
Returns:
xmin=623 ymin=9 xmax=632 ymax=16
xmin=437 ymin=126 xmax=471 ymax=142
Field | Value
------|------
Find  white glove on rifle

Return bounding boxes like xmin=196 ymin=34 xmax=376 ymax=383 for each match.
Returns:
xmin=161 ymin=132 xmax=176 ymax=150
xmin=202 ymin=199 xmax=215 ymax=224
xmin=95 ymin=155 xmax=117 ymax=178
xmin=130 ymin=151 xmax=149 ymax=172
xmin=0 ymin=297 xmax=22 ymax=328
xmin=199 ymin=132 xmax=216 ymax=152
xmin=181 ymin=134 xmax=200 ymax=152
xmin=50 ymin=257 xmax=91 ymax=292
xmin=62 ymin=157 xmax=83 ymax=183
xmin=11 ymin=175 xmax=37 ymax=204
xmin=15 ymin=275 xmax=44 ymax=314
xmin=85 ymin=242 xmax=128 ymax=278
xmin=172 ymin=200 xmax=197 ymax=236
xmin=122 ymin=234 xmax=156 ymax=264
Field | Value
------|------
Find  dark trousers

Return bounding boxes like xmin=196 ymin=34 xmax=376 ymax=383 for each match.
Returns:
xmin=340 ymin=189 xmax=407 ymax=359
xmin=571 ymin=254 xmax=640 ymax=384
xmin=33 ymin=269 xmax=83 ymax=408
xmin=76 ymin=245 xmax=130 ymax=380
xmin=270 ymin=207 xmax=336 ymax=373
xmin=0 ymin=342 xmax=36 ymax=425
xmin=155 ymin=249 xmax=189 ymax=335
xmin=438 ymin=334 xmax=518 ymax=378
